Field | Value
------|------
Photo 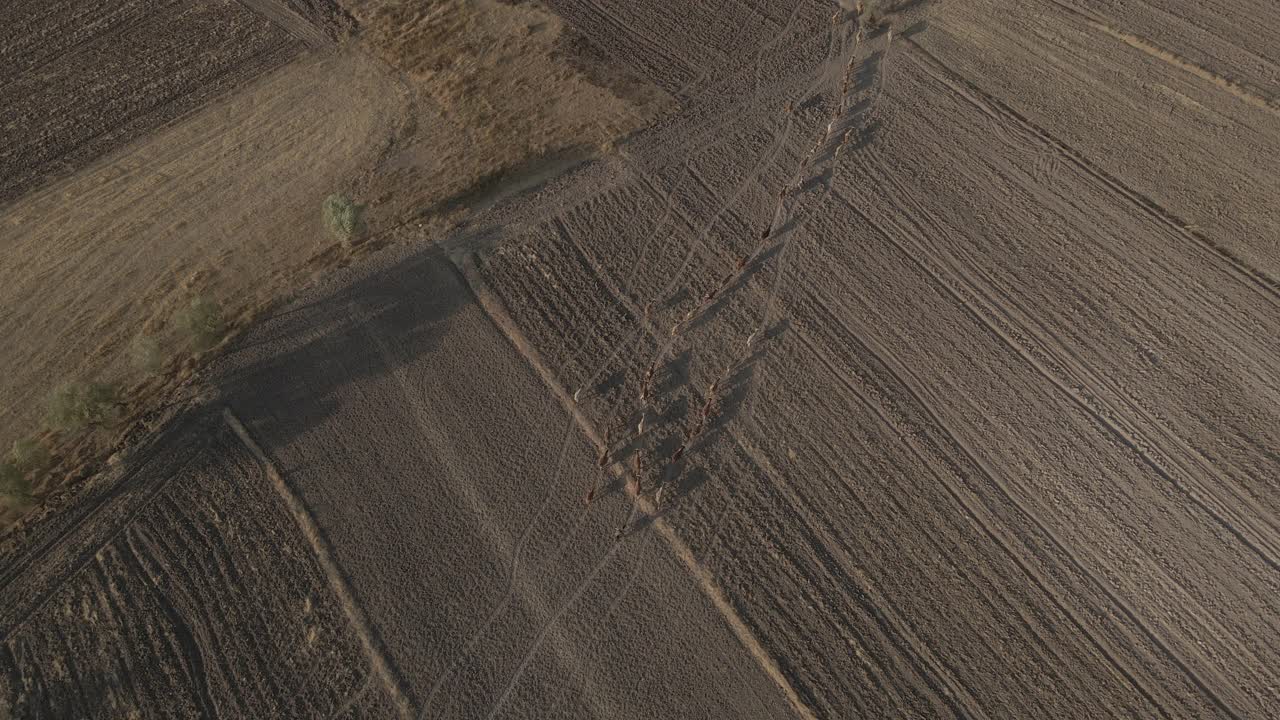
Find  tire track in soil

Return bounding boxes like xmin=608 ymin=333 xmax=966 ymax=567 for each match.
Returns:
xmin=538 ymin=530 xmax=661 ymax=715
xmin=808 ymin=191 xmax=1250 ymax=718
xmin=90 ymin=556 xmax=155 ymax=713
xmin=119 ymin=526 xmax=221 ymax=719
xmin=1043 ymin=0 xmax=1280 ymax=114
xmin=190 ymin=482 xmax=333 ymax=712
xmin=877 ymin=41 xmax=1280 ymax=570
xmin=627 ymin=135 xmax=1015 ymax=718
xmin=850 ymin=133 xmax=1280 ymax=589
xmin=415 ymin=412 xmax=585 ymax=717
xmin=603 ymin=11 xmax=854 ymax=434
xmin=799 ymin=167 xmax=1280 ymax=679
xmin=896 ymin=43 xmax=1280 ymax=453
xmin=711 ymin=23 xmax=1259 ymax=707
xmin=131 ymin=507 xmax=254 ymax=714
xmin=478 ymin=534 xmax=627 ymax=719
xmin=443 ymin=34 xmax=837 ymax=249
xmin=223 ymin=409 xmax=416 ymax=720
xmin=849 ymin=130 xmax=1280 ymax=578
xmin=353 ymin=308 xmax=627 ymax=719
xmin=738 ymin=17 xmax=888 ymax=452
xmin=0 ymin=435 xmax=205 ymax=645
xmin=83 ymin=560 xmax=147 ymax=711
xmin=719 ymin=424 xmax=989 ymax=719
xmin=577 ymin=0 xmax=824 ymax=369
xmin=8 ymin=638 xmax=49 ymax=718
xmin=463 ymin=8 xmax=1218 ymax=712
xmin=457 ymin=254 xmax=822 ymax=720
xmin=235 ymin=0 xmax=338 ymax=50
xmin=521 ymin=1 xmax=838 ymax=545
xmin=461 ymin=15 xmax=911 ymax=717
xmin=778 ymin=393 xmax=1102 ymax=715
xmin=0 ymin=413 xmax=200 ymax=596
xmin=329 ymin=674 xmax=376 ymax=720
xmin=562 ymin=0 xmax=700 ymax=91
xmin=787 ymin=283 xmax=1185 ymax=718
xmin=148 ymin=492 xmax=285 ymax=713
xmin=46 ymin=620 xmax=92 ymax=717
xmin=902 ymin=37 xmax=1280 ymax=306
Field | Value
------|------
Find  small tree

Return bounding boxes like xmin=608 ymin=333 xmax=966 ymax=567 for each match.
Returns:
xmin=130 ymin=333 xmax=164 ymax=374
xmin=0 ymin=461 xmax=31 ymax=503
xmin=10 ymin=439 xmax=49 ymax=474
xmin=47 ymin=382 xmax=123 ymax=432
xmin=175 ymin=296 xmax=224 ymax=351
xmin=322 ymin=193 xmax=366 ymax=246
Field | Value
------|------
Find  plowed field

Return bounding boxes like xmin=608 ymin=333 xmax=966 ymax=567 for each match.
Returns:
xmin=2 ymin=0 xmax=1277 ymax=717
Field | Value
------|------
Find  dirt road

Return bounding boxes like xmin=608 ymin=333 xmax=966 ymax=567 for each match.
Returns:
xmin=2 ymin=0 xmax=1278 ymax=717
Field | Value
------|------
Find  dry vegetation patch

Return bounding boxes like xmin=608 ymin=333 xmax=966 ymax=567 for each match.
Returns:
xmin=344 ymin=0 xmax=670 ymax=220
xmin=0 ymin=0 xmax=669 ymax=531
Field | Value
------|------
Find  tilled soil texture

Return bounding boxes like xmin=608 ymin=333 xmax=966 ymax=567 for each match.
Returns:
xmin=0 ymin=419 xmax=399 ymax=718
xmin=0 ymin=49 xmax=403 ymax=461
xmin=462 ymin=0 xmax=1280 ymax=717
xmin=0 ymin=0 xmax=304 ymax=207
xmin=206 ymin=247 xmax=799 ymax=718
xmin=3 ymin=0 xmax=1278 ymax=718
xmin=0 ymin=0 xmax=666 ymax=489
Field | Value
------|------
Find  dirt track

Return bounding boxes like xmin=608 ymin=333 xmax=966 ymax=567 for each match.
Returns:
xmin=0 ymin=0 xmax=661 ymax=460
xmin=2 ymin=0 xmax=1279 ymax=717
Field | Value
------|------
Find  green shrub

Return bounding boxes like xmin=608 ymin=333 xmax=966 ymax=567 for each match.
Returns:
xmin=0 ymin=461 xmax=31 ymax=502
xmin=46 ymin=382 xmax=123 ymax=432
xmin=10 ymin=439 xmax=49 ymax=473
xmin=322 ymin=193 xmax=366 ymax=245
xmin=175 ymin=296 xmax=224 ymax=351
xmin=130 ymin=333 xmax=164 ymax=374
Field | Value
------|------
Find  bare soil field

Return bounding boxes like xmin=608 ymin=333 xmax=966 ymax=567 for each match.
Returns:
xmin=207 ymin=247 xmax=801 ymax=717
xmin=2 ymin=0 xmax=1279 ymax=717
xmin=0 ymin=418 xmax=400 ymax=718
xmin=0 ymin=49 xmax=402 ymax=459
xmin=0 ymin=0 xmax=303 ymax=206
xmin=0 ymin=0 xmax=665 ymax=495
xmin=0 ymin=247 xmax=801 ymax=717
xmin=464 ymin=0 xmax=1280 ymax=716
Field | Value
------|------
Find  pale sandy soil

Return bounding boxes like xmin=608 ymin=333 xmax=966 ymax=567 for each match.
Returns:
xmin=0 ymin=50 xmax=401 ymax=455
xmin=0 ymin=423 xmax=400 ymax=718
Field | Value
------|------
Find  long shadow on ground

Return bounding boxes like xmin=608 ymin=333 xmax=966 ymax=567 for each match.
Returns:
xmin=214 ymin=246 xmax=468 ymax=457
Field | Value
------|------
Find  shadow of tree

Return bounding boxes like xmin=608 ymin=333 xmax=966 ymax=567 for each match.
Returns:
xmin=214 ymin=247 xmax=468 ymax=466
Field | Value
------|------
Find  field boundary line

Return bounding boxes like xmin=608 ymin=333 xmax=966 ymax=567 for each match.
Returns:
xmin=0 ymin=416 xmax=204 ymax=644
xmin=902 ymin=37 xmax=1280 ymax=306
xmin=1044 ymin=0 xmax=1279 ymax=116
xmin=222 ymin=408 xmax=414 ymax=720
xmin=235 ymin=0 xmax=336 ymax=50
xmin=453 ymin=252 xmax=819 ymax=720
